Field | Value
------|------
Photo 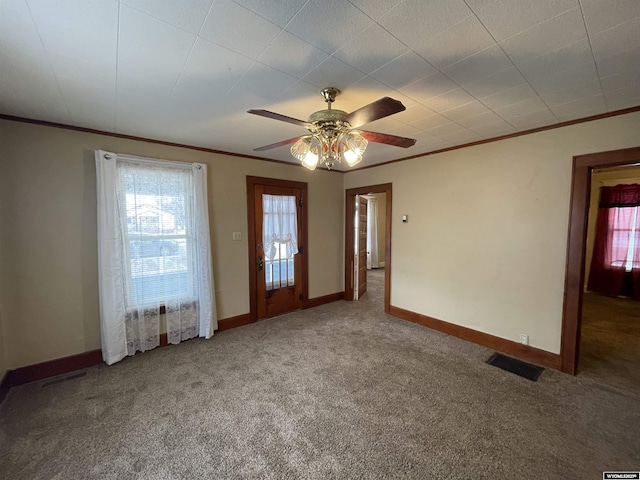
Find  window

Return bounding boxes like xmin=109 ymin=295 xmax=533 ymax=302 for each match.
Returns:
xmin=611 ymin=206 xmax=639 ymax=271
xmin=119 ymin=162 xmax=195 ymax=307
xmin=96 ymin=150 xmax=216 ymax=365
xmin=587 ymin=183 xmax=640 ymax=298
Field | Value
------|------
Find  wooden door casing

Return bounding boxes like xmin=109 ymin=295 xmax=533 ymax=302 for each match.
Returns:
xmin=246 ymin=177 xmax=308 ymax=323
xmin=254 ymin=184 xmax=303 ymax=319
xmin=561 ymin=146 xmax=640 ymax=374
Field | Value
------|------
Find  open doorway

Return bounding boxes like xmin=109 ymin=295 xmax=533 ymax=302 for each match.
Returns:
xmin=579 ymin=165 xmax=640 ymax=385
xmin=561 ymin=147 xmax=640 ymax=375
xmin=353 ymin=193 xmax=387 ymax=303
xmin=345 ymin=184 xmax=392 ymax=313
xmin=353 ymin=195 xmax=368 ymax=300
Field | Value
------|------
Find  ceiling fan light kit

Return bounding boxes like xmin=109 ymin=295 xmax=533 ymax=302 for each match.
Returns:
xmin=248 ymin=87 xmax=417 ymax=171
xmin=291 ymin=130 xmax=367 ymax=171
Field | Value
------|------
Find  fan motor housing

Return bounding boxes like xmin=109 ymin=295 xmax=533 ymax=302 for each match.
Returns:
xmin=308 ymin=109 xmax=348 ymax=124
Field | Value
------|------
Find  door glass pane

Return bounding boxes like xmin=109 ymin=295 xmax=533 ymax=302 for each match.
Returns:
xmin=263 ymin=195 xmax=297 ymax=291
xmin=266 ymin=242 xmax=294 ymax=290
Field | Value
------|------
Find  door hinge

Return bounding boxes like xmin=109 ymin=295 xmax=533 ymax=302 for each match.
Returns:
xmin=299 ymin=293 xmax=304 ymax=300
xmin=298 ymin=246 xmax=303 ymax=254
xmin=298 ymin=198 xmax=302 ymax=207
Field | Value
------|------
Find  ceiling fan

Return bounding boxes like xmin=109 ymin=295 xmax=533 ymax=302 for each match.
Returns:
xmin=248 ymin=87 xmax=416 ymax=170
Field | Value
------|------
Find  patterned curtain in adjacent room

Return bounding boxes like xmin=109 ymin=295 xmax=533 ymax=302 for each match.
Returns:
xmin=587 ymin=184 xmax=640 ymax=298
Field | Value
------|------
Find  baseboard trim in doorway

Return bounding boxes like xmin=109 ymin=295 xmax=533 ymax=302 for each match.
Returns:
xmin=389 ymin=305 xmax=561 ymax=370
xmin=304 ymin=292 xmax=345 ymax=309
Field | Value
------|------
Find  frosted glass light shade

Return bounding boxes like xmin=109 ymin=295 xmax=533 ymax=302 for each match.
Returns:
xmin=301 ymin=150 xmax=319 ymax=170
xmin=343 ymin=148 xmax=363 ymax=167
xmin=341 ymin=131 xmax=367 ymax=167
xmin=291 ymin=136 xmax=311 ymax=160
xmin=291 ymin=137 xmax=319 ymax=170
xmin=291 ymin=131 xmax=367 ymax=170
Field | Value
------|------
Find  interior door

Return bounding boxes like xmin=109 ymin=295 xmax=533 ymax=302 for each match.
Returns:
xmin=344 ymin=184 xmax=391 ymax=312
xmin=356 ymin=196 xmax=368 ymax=299
xmin=254 ymin=184 xmax=303 ymax=319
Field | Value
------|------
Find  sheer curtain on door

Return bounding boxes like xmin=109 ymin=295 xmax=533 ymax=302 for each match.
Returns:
xmin=95 ymin=150 xmax=217 ymax=365
xmin=262 ymin=194 xmax=298 ymax=262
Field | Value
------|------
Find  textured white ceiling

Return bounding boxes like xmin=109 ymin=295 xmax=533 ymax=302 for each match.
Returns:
xmin=1 ymin=0 xmax=639 ymax=170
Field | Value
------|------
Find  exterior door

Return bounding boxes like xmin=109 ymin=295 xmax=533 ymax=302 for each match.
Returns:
xmin=355 ymin=196 xmax=368 ymax=299
xmin=252 ymin=183 xmax=304 ymax=319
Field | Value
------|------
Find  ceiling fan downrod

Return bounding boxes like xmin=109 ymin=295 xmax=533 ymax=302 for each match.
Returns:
xmin=320 ymin=87 xmax=340 ymax=110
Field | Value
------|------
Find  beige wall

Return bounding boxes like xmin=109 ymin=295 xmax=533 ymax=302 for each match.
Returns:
xmin=584 ymin=166 xmax=640 ymax=285
xmin=0 ymin=119 xmax=344 ymax=369
xmin=345 ymin=111 xmax=640 ymax=354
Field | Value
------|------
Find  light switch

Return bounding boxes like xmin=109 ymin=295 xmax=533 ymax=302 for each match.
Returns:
xmin=232 ymin=231 xmax=242 ymax=241
xmin=402 ymin=215 xmax=408 ymax=223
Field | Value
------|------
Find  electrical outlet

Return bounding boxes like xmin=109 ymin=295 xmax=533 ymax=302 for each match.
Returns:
xmin=232 ymin=231 xmax=242 ymax=241
xmin=519 ymin=334 xmax=529 ymax=345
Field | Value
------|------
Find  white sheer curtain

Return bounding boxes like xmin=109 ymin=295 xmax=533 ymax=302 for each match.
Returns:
xmin=262 ymin=194 xmax=298 ymax=261
xmin=95 ymin=150 xmax=216 ymax=365
xmin=367 ymin=196 xmax=379 ymax=269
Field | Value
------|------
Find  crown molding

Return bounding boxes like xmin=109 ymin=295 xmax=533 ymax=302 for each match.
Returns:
xmin=3 ymin=105 xmax=640 ymax=175
xmin=349 ymin=105 xmax=640 ymax=172
xmin=0 ymin=113 xmax=341 ymax=174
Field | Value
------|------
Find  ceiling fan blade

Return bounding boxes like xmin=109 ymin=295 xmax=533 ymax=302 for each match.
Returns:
xmin=253 ymin=136 xmax=303 ymax=152
xmin=343 ymin=97 xmax=407 ymax=128
xmin=247 ymin=109 xmax=310 ymax=127
xmin=360 ymin=130 xmax=416 ymax=148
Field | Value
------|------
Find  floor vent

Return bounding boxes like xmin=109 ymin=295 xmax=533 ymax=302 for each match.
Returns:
xmin=41 ymin=371 xmax=87 ymax=389
xmin=487 ymin=353 xmax=544 ymax=382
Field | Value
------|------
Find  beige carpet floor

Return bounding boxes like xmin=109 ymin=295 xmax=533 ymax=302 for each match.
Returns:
xmin=0 ymin=270 xmax=639 ymax=479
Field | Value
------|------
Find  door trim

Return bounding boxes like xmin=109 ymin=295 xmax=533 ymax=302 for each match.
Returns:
xmin=561 ymin=146 xmax=640 ymax=374
xmin=246 ymin=176 xmax=309 ymax=322
xmin=345 ymin=183 xmax=392 ymax=313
